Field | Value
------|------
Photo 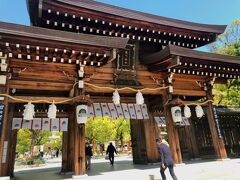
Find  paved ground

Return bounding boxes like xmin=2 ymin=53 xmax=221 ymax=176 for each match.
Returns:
xmin=13 ymin=156 xmax=240 ymax=180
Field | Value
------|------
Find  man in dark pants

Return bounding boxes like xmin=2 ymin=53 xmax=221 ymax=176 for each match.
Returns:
xmin=85 ymin=143 xmax=93 ymax=170
xmin=106 ymin=142 xmax=117 ymax=166
xmin=157 ymin=139 xmax=178 ymax=180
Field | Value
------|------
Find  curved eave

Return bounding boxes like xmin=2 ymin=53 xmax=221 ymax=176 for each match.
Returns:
xmin=143 ymin=45 xmax=240 ymax=79
xmin=54 ymin=0 xmax=226 ymax=34
xmin=0 ymin=21 xmax=128 ymax=49
xmin=143 ymin=45 xmax=240 ymax=65
xmin=26 ymin=0 xmax=40 ymax=26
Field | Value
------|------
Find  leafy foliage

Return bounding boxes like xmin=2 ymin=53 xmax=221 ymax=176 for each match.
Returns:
xmin=16 ymin=129 xmax=32 ymax=154
xmin=209 ymin=19 xmax=240 ymax=105
xmin=47 ymin=132 xmax=62 ymax=150
xmin=85 ymin=117 xmax=130 ymax=145
xmin=210 ymin=19 xmax=240 ymax=54
xmin=16 ymin=129 xmax=60 ymax=155
xmin=113 ymin=118 xmax=131 ymax=145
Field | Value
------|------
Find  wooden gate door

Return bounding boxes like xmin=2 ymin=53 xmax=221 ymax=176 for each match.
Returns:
xmin=130 ymin=119 xmax=148 ymax=164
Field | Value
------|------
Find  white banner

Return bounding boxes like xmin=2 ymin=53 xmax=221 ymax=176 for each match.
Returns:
xmin=141 ymin=104 xmax=149 ymax=119
xmin=182 ymin=117 xmax=190 ymax=126
xmin=128 ymin=104 xmax=137 ymax=119
xmin=22 ymin=119 xmax=32 ymax=129
xmin=12 ymin=118 xmax=22 ymax=130
xmin=134 ymin=104 xmax=143 ymax=119
xmin=93 ymin=103 xmax=102 ymax=117
xmin=154 ymin=116 xmax=166 ymax=127
xmin=121 ymin=103 xmax=130 ymax=119
xmin=11 ymin=118 xmax=68 ymax=131
xmin=108 ymin=103 xmax=118 ymax=118
xmin=42 ymin=118 xmax=50 ymax=131
xmin=2 ymin=141 xmax=8 ymax=163
xmin=154 ymin=117 xmax=161 ymax=127
xmin=115 ymin=104 xmax=124 ymax=118
xmin=51 ymin=118 xmax=60 ymax=131
xmin=101 ymin=103 xmax=111 ymax=117
xmin=60 ymin=118 xmax=68 ymax=131
xmin=88 ymin=104 xmax=95 ymax=117
xmin=32 ymin=118 xmax=42 ymax=130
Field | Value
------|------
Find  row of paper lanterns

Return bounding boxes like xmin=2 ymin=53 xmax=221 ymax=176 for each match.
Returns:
xmin=23 ymin=102 xmax=57 ymax=120
xmin=113 ymin=90 xmax=144 ymax=105
xmin=23 ymin=90 xmax=203 ymax=121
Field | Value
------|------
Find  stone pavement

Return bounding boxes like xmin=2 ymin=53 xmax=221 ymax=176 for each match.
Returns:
xmin=13 ymin=156 xmax=240 ymax=180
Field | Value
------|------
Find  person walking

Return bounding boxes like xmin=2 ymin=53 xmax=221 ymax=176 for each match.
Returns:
xmin=85 ymin=143 xmax=93 ymax=170
xmin=56 ymin=148 xmax=59 ymax=158
xmin=106 ymin=142 xmax=117 ymax=166
xmin=157 ymin=139 xmax=178 ymax=180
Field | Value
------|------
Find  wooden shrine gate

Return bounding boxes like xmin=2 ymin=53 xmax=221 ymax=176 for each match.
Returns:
xmin=1 ymin=0 xmax=240 ymax=178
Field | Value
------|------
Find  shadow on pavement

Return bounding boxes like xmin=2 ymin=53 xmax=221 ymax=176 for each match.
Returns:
xmin=86 ymin=160 xmax=159 ymax=177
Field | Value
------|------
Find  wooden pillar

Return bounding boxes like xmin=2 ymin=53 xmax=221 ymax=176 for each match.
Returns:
xmin=67 ymin=109 xmax=75 ymax=172
xmin=0 ymin=103 xmax=15 ymax=177
xmin=61 ymin=131 xmax=68 ymax=172
xmin=73 ymin=85 xmax=86 ymax=176
xmin=162 ymin=90 xmax=182 ymax=164
xmin=206 ymin=88 xmax=227 ymax=159
xmin=79 ymin=124 xmax=86 ymax=175
xmin=7 ymin=129 xmax=17 ymax=177
xmin=0 ymin=101 xmax=8 ymax=176
xmin=73 ymin=113 xmax=86 ymax=176
xmin=74 ymin=121 xmax=80 ymax=175
xmin=143 ymin=109 xmax=159 ymax=163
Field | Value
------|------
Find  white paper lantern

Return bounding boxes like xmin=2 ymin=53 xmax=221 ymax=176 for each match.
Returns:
xmin=171 ymin=106 xmax=182 ymax=123
xmin=195 ymin=105 xmax=204 ymax=118
xmin=136 ymin=90 xmax=144 ymax=105
xmin=112 ymin=90 xmax=120 ymax=105
xmin=184 ymin=105 xmax=191 ymax=118
xmin=76 ymin=105 xmax=88 ymax=124
xmin=23 ymin=102 xmax=35 ymax=120
xmin=48 ymin=103 xmax=57 ymax=119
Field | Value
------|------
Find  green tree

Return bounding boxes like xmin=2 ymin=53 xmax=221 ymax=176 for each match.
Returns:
xmin=16 ymin=129 xmax=52 ymax=155
xmin=16 ymin=129 xmax=32 ymax=154
xmin=47 ymin=132 xmax=62 ymax=150
xmin=86 ymin=117 xmax=131 ymax=148
xmin=209 ymin=19 xmax=240 ymax=105
xmin=113 ymin=118 xmax=130 ymax=147
xmin=86 ymin=117 xmax=115 ymax=144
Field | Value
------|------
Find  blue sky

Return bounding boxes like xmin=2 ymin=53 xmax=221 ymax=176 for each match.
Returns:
xmin=0 ymin=0 xmax=239 ymax=26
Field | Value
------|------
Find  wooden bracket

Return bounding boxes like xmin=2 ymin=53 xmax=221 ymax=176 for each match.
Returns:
xmin=72 ymin=95 xmax=92 ymax=105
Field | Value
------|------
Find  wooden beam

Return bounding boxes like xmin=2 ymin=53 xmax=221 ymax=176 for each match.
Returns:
xmin=9 ymin=80 xmax=72 ymax=91
xmin=173 ymin=89 xmax=206 ymax=96
xmin=10 ymin=59 xmax=77 ymax=72
xmin=84 ymin=83 xmax=166 ymax=95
